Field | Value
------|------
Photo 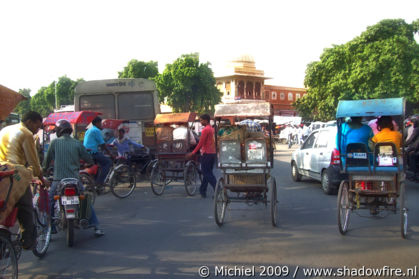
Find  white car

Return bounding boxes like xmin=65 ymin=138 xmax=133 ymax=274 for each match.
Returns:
xmin=290 ymin=126 xmax=345 ymax=194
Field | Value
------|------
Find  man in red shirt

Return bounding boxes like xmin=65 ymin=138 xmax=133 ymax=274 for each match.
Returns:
xmin=186 ymin=114 xmax=216 ymax=198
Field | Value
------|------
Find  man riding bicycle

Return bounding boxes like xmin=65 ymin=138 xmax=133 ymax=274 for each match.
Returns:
xmin=0 ymin=111 xmax=49 ymax=249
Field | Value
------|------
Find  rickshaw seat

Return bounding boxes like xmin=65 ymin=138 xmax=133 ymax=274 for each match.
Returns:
xmin=345 ymin=143 xmax=371 ymax=173
xmin=373 ymin=142 xmax=400 ymax=173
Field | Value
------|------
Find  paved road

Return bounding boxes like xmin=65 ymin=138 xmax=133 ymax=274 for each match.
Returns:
xmin=20 ymin=145 xmax=419 ymax=278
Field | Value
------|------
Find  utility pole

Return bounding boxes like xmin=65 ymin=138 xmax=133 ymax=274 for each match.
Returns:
xmin=54 ymin=80 xmax=57 ymax=110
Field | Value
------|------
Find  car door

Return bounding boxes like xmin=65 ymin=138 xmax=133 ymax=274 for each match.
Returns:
xmin=300 ymin=131 xmax=319 ymax=172
xmin=310 ymin=129 xmax=332 ymax=180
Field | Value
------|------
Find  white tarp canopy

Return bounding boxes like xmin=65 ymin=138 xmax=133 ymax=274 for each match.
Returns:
xmin=273 ymin=116 xmax=302 ymax=125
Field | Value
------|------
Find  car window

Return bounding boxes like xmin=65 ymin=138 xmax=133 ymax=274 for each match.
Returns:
xmin=302 ymin=131 xmax=318 ymax=149
xmin=314 ymin=130 xmax=329 ymax=148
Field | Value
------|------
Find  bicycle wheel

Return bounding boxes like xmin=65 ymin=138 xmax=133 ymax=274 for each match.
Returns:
xmin=150 ymin=164 xmax=166 ymax=196
xmin=400 ymin=182 xmax=408 ymax=239
xmin=269 ymin=177 xmax=278 ymax=227
xmin=79 ymin=173 xmax=97 ymax=205
xmin=0 ymin=233 xmax=18 ymax=279
xmin=337 ymin=180 xmax=351 ymax=235
xmin=32 ymin=197 xmax=51 ymax=258
xmin=184 ymin=163 xmax=199 ymax=196
xmin=214 ymin=178 xmax=227 ymax=227
xmin=110 ymin=164 xmax=136 ymax=198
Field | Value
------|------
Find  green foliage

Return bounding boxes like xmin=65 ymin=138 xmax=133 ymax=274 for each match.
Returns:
xmin=154 ymin=53 xmax=222 ymax=113
xmin=29 ymin=76 xmax=83 ymax=117
xmin=14 ymin=89 xmax=31 ymax=117
xmin=118 ymin=60 xmax=159 ymax=79
xmin=56 ymin=76 xmax=82 ymax=107
xmin=296 ymin=19 xmax=419 ymax=121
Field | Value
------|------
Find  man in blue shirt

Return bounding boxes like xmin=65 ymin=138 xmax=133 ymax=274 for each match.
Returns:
xmin=83 ymin=117 xmax=113 ymax=188
xmin=111 ymin=128 xmax=145 ymax=157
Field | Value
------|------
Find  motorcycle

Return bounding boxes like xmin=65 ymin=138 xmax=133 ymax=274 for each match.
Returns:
xmin=52 ymin=178 xmax=92 ymax=247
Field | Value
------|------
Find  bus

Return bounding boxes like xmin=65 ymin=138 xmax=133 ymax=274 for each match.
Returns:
xmin=74 ymin=78 xmax=160 ymax=147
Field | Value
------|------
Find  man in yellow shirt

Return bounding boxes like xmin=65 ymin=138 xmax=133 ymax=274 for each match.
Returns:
xmin=0 ymin=111 xmax=47 ymax=249
xmin=372 ymin=116 xmax=402 ymax=151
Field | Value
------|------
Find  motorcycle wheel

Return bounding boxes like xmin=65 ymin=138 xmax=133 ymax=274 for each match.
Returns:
xmin=66 ymin=219 xmax=74 ymax=247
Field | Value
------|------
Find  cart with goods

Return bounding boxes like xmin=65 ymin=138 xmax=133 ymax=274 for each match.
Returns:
xmin=213 ymin=101 xmax=278 ymax=227
xmin=150 ymin=112 xmax=201 ymax=196
xmin=336 ymin=98 xmax=408 ymax=238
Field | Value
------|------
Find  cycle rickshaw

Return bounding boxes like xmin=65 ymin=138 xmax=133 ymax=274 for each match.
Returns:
xmin=213 ymin=101 xmax=278 ymax=227
xmin=150 ymin=112 xmax=201 ymax=196
xmin=336 ymin=98 xmax=408 ymax=238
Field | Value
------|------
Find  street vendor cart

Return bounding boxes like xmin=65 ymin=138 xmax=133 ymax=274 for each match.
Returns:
xmin=213 ymin=101 xmax=278 ymax=227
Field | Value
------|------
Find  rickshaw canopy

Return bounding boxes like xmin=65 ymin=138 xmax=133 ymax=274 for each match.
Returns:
xmin=102 ymin=119 xmax=124 ymax=129
xmin=154 ymin=112 xmax=196 ymax=125
xmin=0 ymin=85 xmax=26 ymax=121
xmin=336 ymin=98 xmax=405 ymax=118
xmin=214 ymin=102 xmax=272 ymax=118
xmin=43 ymin=111 xmax=101 ymax=126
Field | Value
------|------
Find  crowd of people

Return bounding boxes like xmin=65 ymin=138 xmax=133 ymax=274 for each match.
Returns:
xmin=0 ymin=109 xmax=418 ymax=251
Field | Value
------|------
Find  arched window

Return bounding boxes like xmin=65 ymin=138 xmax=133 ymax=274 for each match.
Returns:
xmin=280 ymin=92 xmax=285 ymax=100
xmin=272 ymin=91 xmax=277 ymax=100
xmin=288 ymin=92 xmax=293 ymax=101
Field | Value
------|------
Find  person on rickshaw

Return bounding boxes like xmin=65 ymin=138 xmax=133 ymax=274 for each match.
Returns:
xmin=111 ymin=128 xmax=145 ymax=157
xmin=371 ymin=116 xmax=402 ymax=152
xmin=336 ymin=116 xmax=373 ymax=167
xmin=405 ymin=117 xmax=419 ymax=177
xmin=0 ymin=111 xmax=49 ymax=249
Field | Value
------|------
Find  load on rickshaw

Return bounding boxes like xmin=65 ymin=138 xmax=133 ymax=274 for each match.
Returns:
xmin=336 ymin=98 xmax=408 ymax=238
xmin=150 ymin=112 xmax=201 ymax=196
xmin=213 ymin=101 xmax=278 ymax=227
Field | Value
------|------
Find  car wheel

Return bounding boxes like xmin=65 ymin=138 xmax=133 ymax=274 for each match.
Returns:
xmin=321 ymin=170 xmax=335 ymax=195
xmin=291 ymin=161 xmax=302 ymax=182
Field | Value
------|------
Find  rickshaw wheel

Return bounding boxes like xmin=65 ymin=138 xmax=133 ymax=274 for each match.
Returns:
xmin=184 ymin=162 xmax=199 ymax=196
xmin=214 ymin=178 xmax=227 ymax=227
xmin=400 ymin=182 xmax=408 ymax=239
xmin=150 ymin=164 xmax=166 ymax=196
xmin=269 ymin=177 xmax=279 ymax=227
xmin=337 ymin=180 xmax=351 ymax=235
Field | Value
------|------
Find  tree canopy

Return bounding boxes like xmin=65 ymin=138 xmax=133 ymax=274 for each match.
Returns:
xmin=14 ymin=88 xmax=31 ymax=118
xmin=28 ymin=76 xmax=82 ymax=117
xmin=295 ymin=19 xmax=419 ymax=120
xmin=154 ymin=53 xmax=222 ymax=113
xmin=118 ymin=59 xmax=159 ymax=79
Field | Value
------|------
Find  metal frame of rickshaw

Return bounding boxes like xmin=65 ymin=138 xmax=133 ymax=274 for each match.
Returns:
xmin=150 ymin=112 xmax=201 ymax=197
xmin=213 ymin=101 xmax=278 ymax=227
xmin=336 ymin=97 xmax=408 ymax=238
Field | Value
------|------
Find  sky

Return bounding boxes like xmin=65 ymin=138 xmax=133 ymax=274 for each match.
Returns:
xmin=1 ymin=0 xmax=418 ymax=95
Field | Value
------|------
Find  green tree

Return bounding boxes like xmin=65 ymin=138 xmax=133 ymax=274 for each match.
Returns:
xmin=56 ymin=76 xmax=83 ymax=107
xmin=295 ymin=19 xmax=419 ymax=120
xmin=14 ymin=88 xmax=31 ymax=117
xmin=30 ymin=84 xmax=55 ymax=117
xmin=154 ymin=53 xmax=222 ymax=113
xmin=118 ymin=59 xmax=159 ymax=79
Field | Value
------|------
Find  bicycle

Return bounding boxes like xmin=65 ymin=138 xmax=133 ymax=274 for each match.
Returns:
xmin=0 ymin=170 xmax=51 ymax=278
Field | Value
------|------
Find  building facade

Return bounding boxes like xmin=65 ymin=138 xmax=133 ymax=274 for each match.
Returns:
xmin=216 ymin=55 xmax=307 ymax=116
xmin=264 ymin=85 xmax=306 ymax=116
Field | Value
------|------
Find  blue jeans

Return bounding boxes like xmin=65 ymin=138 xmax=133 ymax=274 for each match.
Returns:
xmin=200 ymin=153 xmax=217 ymax=196
xmin=49 ymin=181 xmax=99 ymax=227
xmin=92 ymin=152 xmax=112 ymax=185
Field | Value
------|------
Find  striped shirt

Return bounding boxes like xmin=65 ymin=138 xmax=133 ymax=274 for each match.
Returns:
xmin=43 ymin=134 xmax=93 ymax=181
